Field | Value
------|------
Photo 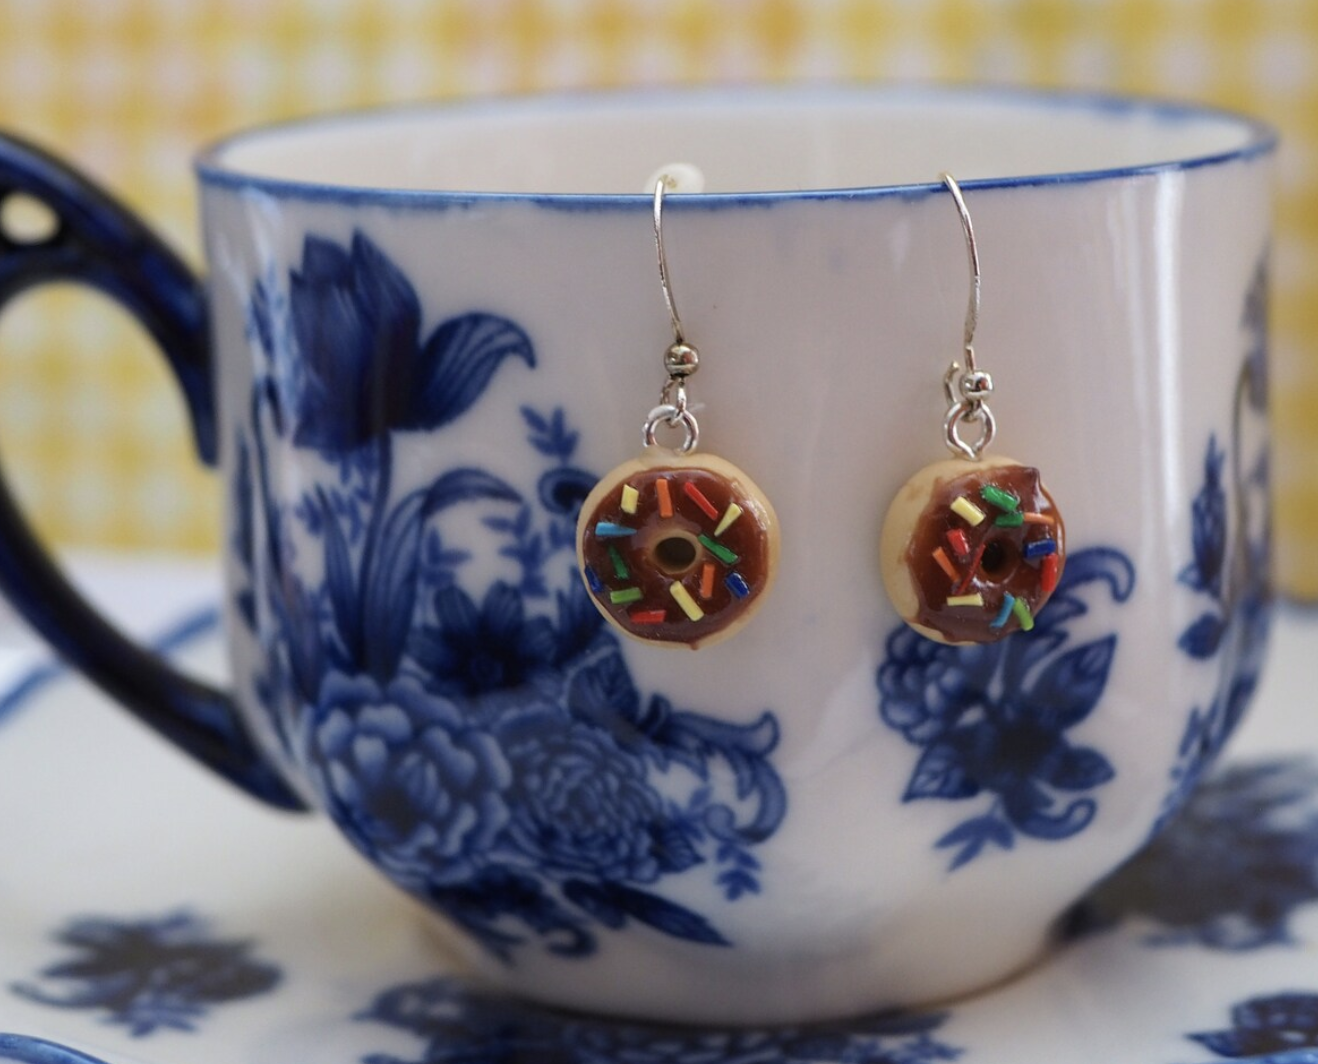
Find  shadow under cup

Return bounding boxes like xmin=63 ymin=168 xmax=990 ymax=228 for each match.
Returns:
xmin=0 ymin=85 xmax=1276 ymax=1025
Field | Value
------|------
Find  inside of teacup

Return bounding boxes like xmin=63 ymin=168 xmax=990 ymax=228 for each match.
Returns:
xmin=204 ymin=86 xmax=1268 ymax=195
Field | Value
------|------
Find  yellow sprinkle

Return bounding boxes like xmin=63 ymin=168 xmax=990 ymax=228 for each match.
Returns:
xmin=669 ymin=581 xmax=705 ymax=622
xmin=620 ymin=484 xmax=639 ymax=515
xmin=951 ymin=496 xmax=986 ymax=526
xmin=714 ymin=503 xmax=744 ymax=537
xmin=946 ymin=593 xmax=985 ymax=607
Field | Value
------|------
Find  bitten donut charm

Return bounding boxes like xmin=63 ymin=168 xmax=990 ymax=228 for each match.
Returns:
xmin=578 ymin=452 xmax=779 ymax=649
xmin=880 ymin=174 xmax=1068 ymax=645
xmin=880 ymin=456 xmax=1065 ymax=645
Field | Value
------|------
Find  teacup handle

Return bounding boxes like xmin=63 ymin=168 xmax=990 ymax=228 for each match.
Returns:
xmin=0 ymin=132 xmax=304 ymax=811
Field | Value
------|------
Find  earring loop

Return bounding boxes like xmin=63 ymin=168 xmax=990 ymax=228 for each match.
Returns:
xmin=574 ymin=171 xmax=779 ymax=650
xmin=878 ymin=174 xmax=1067 ymax=646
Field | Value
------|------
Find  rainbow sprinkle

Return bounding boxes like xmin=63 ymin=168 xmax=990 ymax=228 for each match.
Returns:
xmin=684 ymin=481 xmax=719 ymax=520
xmin=698 ymin=535 xmax=739 ymax=565
xmin=657 ymin=478 xmax=673 ymax=518
xmin=715 ymin=503 xmax=744 ymax=537
xmin=700 ymin=562 xmax=716 ymax=599
xmin=1012 ymin=596 xmax=1035 ymax=631
xmin=609 ymin=545 xmax=629 ymax=579
xmin=1023 ymin=538 xmax=1057 ymax=559
xmin=620 ymin=484 xmax=639 ymax=515
xmin=610 ymin=587 xmax=643 ymax=605
xmin=1041 ymin=554 xmax=1060 ymax=595
xmin=932 ymin=547 xmax=959 ymax=581
xmin=631 ymin=609 xmax=666 ymax=625
xmin=1022 ymin=512 xmax=1055 ymax=526
xmin=957 ymin=542 xmax=987 ymax=594
xmin=980 ymin=484 xmax=1020 ymax=512
xmin=595 ymin=522 xmax=636 ymax=538
xmin=725 ymin=572 xmax=750 ymax=598
xmin=991 ymin=594 xmax=1015 ymax=629
xmin=994 ymin=511 xmax=1025 ymax=528
xmin=951 ymin=496 xmax=986 ymax=526
xmin=946 ymin=529 xmax=970 ymax=556
xmin=584 ymin=566 xmax=603 ymax=593
xmin=947 ymin=593 xmax=985 ymax=607
xmin=670 ymin=581 xmax=705 ymax=621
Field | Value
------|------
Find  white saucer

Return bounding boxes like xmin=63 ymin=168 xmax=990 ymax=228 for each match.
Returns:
xmin=0 ymin=572 xmax=1316 ymax=1064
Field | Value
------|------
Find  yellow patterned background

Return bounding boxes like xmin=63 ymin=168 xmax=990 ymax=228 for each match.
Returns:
xmin=0 ymin=0 xmax=1315 ymax=596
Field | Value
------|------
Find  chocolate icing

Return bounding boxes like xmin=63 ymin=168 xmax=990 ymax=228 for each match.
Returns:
xmin=905 ymin=464 xmax=1065 ymax=643
xmin=580 ymin=463 xmax=773 ymax=646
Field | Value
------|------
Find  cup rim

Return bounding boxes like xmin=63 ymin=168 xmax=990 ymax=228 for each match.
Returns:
xmin=195 ymin=81 xmax=1278 ymax=208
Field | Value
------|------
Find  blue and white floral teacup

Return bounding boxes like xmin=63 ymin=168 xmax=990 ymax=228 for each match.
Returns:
xmin=0 ymin=85 xmax=1275 ymax=1024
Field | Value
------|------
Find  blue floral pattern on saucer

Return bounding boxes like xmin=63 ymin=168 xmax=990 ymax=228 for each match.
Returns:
xmin=1187 ymin=992 xmax=1318 ymax=1061
xmin=232 ymin=232 xmax=787 ymax=961
xmin=356 ymin=976 xmax=962 ymax=1064
xmin=10 ymin=912 xmax=280 ymax=1036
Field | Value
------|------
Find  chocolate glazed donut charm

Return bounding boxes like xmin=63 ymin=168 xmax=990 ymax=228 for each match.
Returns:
xmin=576 ymin=171 xmax=778 ymax=649
xmin=881 ymin=174 xmax=1065 ymax=645
xmin=578 ymin=451 xmax=778 ymax=649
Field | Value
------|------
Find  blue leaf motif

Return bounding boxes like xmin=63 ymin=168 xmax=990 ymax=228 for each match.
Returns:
xmin=936 ymin=814 xmax=1014 ymax=870
xmin=1025 ymin=635 xmax=1116 ymax=730
xmin=563 ymin=881 xmax=731 ymax=946
xmin=414 ymin=313 xmax=535 ymax=430
xmin=1041 ymin=744 xmax=1115 ymax=791
xmin=906 ymin=739 xmax=980 ymax=801
xmin=421 ymin=468 xmax=522 ymax=514
xmin=1180 ymin=610 xmax=1227 ymax=659
xmin=1011 ymin=796 xmax=1097 ymax=840
xmin=318 ymin=488 xmax=360 ymax=660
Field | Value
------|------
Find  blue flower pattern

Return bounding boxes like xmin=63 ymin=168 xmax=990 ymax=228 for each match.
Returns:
xmin=10 ymin=913 xmax=280 ymax=1037
xmin=876 ymin=547 xmax=1134 ymax=869
xmin=1160 ymin=257 xmax=1273 ymax=828
xmin=232 ymin=232 xmax=786 ymax=961
xmin=1187 ymin=993 xmax=1318 ymax=1062
xmin=356 ymin=976 xmax=963 ymax=1064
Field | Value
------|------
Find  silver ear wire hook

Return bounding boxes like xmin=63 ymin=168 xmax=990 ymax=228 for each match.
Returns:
xmin=644 ymin=175 xmax=701 ymax=453
xmin=939 ymin=173 xmax=995 ymax=460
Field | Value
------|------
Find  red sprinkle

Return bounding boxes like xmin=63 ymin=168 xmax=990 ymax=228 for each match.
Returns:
xmin=631 ymin=609 xmax=667 ymax=625
xmin=946 ymin=529 xmax=971 ymax=556
xmin=956 ymin=542 xmax=987 ymax=594
xmin=1041 ymin=554 xmax=1060 ymax=596
xmin=683 ymin=481 xmax=719 ymax=520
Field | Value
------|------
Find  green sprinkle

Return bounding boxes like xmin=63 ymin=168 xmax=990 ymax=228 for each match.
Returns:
xmin=610 ymin=587 xmax=643 ymax=605
xmin=608 ymin=545 xmax=629 ymax=580
xmin=981 ymin=484 xmax=1020 ymax=512
xmin=994 ymin=511 xmax=1025 ymax=528
xmin=1012 ymin=596 xmax=1035 ymax=632
xmin=698 ymin=535 xmax=739 ymax=565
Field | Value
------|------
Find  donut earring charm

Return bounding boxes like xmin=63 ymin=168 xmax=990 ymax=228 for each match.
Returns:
xmin=576 ymin=175 xmax=779 ymax=650
xmin=880 ymin=174 xmax=1065 ymax=645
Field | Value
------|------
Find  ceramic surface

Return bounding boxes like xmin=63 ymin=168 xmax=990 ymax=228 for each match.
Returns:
xmin=0 ymin=585 xmax=1315 ymax=1064
xmin=0 ymin=86 xmax=1277 ymax=1022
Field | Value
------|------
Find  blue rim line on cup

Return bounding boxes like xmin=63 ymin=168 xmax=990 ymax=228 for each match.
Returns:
xmin=195 ymin=83 xmax=1279 ymax=211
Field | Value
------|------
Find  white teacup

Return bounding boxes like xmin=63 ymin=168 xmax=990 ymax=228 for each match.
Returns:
xmin=0 ymin=85 xmax=1275 ymax=1024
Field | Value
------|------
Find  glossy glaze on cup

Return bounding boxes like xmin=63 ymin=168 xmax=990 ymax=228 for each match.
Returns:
xmin=0 ymin=86 xmax=1273 ymax=1026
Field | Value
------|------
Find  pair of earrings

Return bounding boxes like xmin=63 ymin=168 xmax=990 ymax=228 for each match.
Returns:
xmin=575 ymin=174 xmax=1066 ymax=651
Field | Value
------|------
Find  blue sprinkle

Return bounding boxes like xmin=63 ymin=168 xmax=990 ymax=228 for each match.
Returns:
xmin=584 ymin=566 xmax=603 ymax=593
xmin=594 ymin=522 xmax=636 ymax=538
xmin=725 ymin=572 xmax=750 ymax=598
xmin=1023 ymin=538 xmax=1057 ymax=559
xmin=991 ymin=594 xmax=1015 ymax=629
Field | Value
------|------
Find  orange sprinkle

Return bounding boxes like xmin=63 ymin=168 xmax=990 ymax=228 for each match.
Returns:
xmin=1022 ymin=512 xmax=1055 ymax=526
xmin=932 ymin=547 xmax=959 ymax=582
xmin=683 ymin=481 xmax=719 ymax=520
xmin=700 ymin=562 xmax=716 ymax=599
xmin=657 ymin=478 xmax=673 ymax=518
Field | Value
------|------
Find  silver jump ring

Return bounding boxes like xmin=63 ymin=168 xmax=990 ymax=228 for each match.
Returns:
xmin=644 ymin=403 xmax=700 ymax=454
xmin=944 ymin=400 xmax=996 ymax=461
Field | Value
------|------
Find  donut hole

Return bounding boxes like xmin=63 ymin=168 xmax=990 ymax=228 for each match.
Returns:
xmin=979 ymin=539 xmax=1020 ymax=580
xmin=652 ymin=532 xmax=701 ymax=575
